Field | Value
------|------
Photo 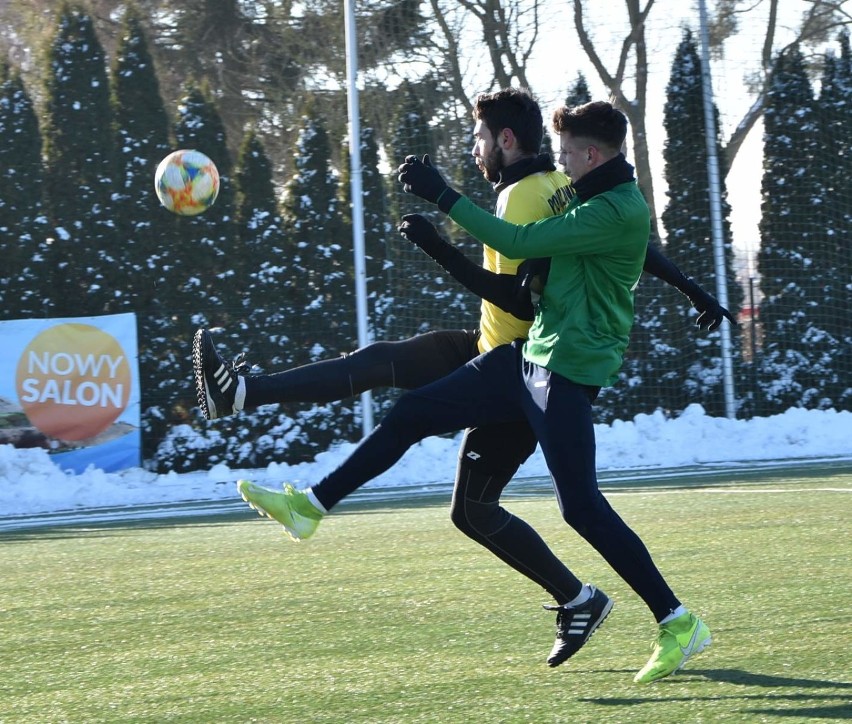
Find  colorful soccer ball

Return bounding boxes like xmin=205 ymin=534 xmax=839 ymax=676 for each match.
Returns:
xmin=154 ymin=150 xmax=220 ymax=216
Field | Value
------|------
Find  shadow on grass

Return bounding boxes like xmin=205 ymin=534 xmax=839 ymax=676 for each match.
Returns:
xmin=746 ymin=703 xmax=852 ymax=719
xmin=580 ymin=669 xmax=852 ymax=718
xmin=694 ymin=669 xmax=852 ymax=689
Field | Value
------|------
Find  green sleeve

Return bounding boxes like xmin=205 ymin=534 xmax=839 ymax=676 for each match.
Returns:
xmin=448 ymin=193 xmax=637 ymax=258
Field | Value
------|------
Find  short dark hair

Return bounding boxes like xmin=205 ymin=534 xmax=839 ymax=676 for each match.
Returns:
xmin=472 ymin=87 xmax=543 ymax=155
xmin=551 ymin=101 xmax=627 ymax=152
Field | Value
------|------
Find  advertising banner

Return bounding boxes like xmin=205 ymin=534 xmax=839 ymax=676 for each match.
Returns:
xmin=0 ymin=313 xmax=140 ymax=473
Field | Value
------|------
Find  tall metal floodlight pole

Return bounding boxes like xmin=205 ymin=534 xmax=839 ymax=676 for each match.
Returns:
xmin=344 ymin=0 xmax=374 ymax=433
xmin=698 ymin=0 xmax=736 ymax=418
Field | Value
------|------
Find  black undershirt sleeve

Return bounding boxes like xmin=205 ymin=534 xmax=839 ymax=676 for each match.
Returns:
xmin=643 ymin=244 xmax=703 ymax=299
xmin=413 ymin=234 xmax=536 ymax=321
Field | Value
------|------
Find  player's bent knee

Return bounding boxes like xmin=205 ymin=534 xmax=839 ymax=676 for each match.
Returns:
xmin=450 ymin=497 xmax=509 ymax=538
xmin=560 ymin=496 xmax=615 ymax=537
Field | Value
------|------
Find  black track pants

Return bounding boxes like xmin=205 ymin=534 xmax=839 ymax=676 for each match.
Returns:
xmin=244 ymin=330 xmax=480 ymax=406
xmin=452 ymin=423 xmax=585 ymax=603
xmin=313 ymin=342 xmax=680 ymax=620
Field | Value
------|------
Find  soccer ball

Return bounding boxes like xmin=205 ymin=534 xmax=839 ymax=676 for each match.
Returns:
xmin=154 ymin=149 xmax=220 ymax=216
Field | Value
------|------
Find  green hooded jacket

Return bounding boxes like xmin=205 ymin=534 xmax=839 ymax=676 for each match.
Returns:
xmin=447 ymin=181 xmax=649 ymax=387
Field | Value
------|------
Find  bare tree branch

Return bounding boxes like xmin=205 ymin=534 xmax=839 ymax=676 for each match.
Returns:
xmin=454 ymin=0 xmax=541 ymax=90
xmin=573 ymin=0 xmax=660 ymax=236
xmin=575 ymin=0 xmax=850 ymax=179
xmin=763 ymin=0 xmax=779 ymax=70
xmin=723 ymin=0 xmax=852 ymax=168
xmin=430 ymin=0 xmax=474 ymax=116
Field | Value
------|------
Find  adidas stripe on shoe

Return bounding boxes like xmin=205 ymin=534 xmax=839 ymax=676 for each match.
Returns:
xmin=543 ymin=585 xmax=613 ymax=667
xmin=192 ymin=328 xmax=247 ymax=420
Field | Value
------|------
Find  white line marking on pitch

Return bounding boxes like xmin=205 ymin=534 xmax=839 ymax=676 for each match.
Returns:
xmin=607 ymin=487 xmax=852 ymax=496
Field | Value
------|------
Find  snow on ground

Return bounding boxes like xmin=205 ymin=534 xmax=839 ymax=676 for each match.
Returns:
xmin=1 ymin=405 xmax=850 ymax=517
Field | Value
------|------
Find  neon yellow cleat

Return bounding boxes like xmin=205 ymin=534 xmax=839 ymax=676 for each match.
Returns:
xmin=634 ymin=612 xmax=711 ymax=684
xmin=237 ymin=480 xmax=323 ymax=542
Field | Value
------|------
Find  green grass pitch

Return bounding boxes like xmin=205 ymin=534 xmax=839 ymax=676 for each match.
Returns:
xmin=1 ymin=468 xmax=850 ymax=722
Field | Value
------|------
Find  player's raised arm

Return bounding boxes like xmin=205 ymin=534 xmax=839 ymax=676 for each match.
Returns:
xmin=643 ymin=245 xmax=736 ymax=331
xmin=398 ymin=214 xmax=535 ymax=321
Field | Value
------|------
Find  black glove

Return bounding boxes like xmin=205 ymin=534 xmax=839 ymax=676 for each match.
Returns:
xmin=683 ymin=280 xmax=737 ymax=332
xmin=398 ymin=213 xmax=446 ymax=256
xmin=397 ymin=154 xmax=450 ymax=204
xmin=643 ymin=246 xmax=736 ymax=333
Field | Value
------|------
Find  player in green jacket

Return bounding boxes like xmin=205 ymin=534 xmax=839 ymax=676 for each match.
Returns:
xmin=236 ymin=101 xmax=714 ymax=683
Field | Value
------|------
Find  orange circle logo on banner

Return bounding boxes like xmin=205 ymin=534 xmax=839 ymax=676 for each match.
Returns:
xmin=15 ymin=323 xmax=132 ymax=441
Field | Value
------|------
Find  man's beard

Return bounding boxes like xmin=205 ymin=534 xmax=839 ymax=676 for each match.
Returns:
xmin=481 ymin=146 xmax=504 ymax=183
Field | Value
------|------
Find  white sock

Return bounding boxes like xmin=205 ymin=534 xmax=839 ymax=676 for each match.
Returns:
xmin=564 ymin=584 xmax=592 ymax=608
xmin=305 ymin=488 xmax=328 ymax=514
xmin=233 ymin=377 xmax=246 ymax=412
xmin=659 ymin=605 xmax=688 ymax=625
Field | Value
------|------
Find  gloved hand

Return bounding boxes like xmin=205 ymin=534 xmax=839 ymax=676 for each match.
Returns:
xmin=397 ymin=154 xmax=449 ymax=204
xmin=398 ymin=213 xmax=446 ymax=256
xmin=685 ymin=282 xmax=737 ymax=331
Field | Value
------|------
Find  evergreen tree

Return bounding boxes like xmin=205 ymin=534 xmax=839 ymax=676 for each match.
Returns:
xmin=233 ymin=127 xmax=294 ymax=367
xmin=565 ymin=73 xmax=592 ymax=106
xmin=109 ymin=5 xmax=178 ymax=459
xmin=281 ymin=102 xmax=353 ymax=361
xmin=756 ymin=46 xmax=826 ymax=413
xmin=384 ymin=81 xmax=443 ymax=338
xmin=658 ymin=30 xmax=741 ymax=417
xmin=814 ymin=33 xmax=852 ymax=409
xmin=339 ymin=124 xmax=394 ymax=343
xmin=0 ymin=69 xmax=48 ymax=320
xmin=359 ymin=125 xmax=394 ymax=338
xmin=279 ymin=102 xmax=357 ymax=454
xmin=41 ymin=3 xmax=118 ymax=315
xmin=111 ymin=5 xmax=174 ymax=307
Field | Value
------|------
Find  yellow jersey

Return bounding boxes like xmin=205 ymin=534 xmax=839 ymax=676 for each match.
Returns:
xmin=478 ymin=168 xmax=573 ymax=352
